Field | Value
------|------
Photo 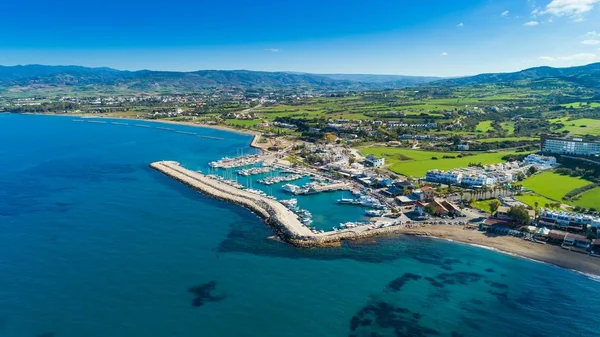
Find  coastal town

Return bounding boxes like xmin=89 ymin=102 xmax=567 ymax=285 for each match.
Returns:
xmin=7 ymin=2 xmax=600 ymax=336
xmin=137 ymin=112 xmax=600 ymax=273
xmin=6 ymin=68 xmax=600 ymax=276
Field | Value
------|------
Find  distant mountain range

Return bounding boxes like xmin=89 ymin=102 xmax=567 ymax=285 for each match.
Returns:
xmin=434 ymin=63 xmax=600 ymax=88
xmin=0 ymin=63 xmax=599 ymax=96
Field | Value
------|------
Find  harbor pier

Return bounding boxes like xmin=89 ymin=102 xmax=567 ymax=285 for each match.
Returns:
xmin=150 ymin=161 xmax=313 ymax=238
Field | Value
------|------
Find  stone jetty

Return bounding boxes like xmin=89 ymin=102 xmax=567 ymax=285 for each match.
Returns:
xmin=150 ymin=161 xmax=433 ymax=247
xmin=150 ymin=161 xmax=313 ymax=238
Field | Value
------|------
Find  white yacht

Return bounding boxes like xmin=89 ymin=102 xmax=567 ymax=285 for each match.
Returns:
xmin=282 ymin=184 xmax=301 ymax=194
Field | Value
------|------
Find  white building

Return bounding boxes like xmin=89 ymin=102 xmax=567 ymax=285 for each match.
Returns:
xmin=364 ymin=155 xmax=385 ymax=167
xmin=461 ymin=174 xmax=496 ymax=187
xmin=541 ymin=136 xmax=600 ymax=157
xmin=539 ymin=208 xmax=600 ymax=228
xmin=524 ymin=154 xmax=557 ymax=167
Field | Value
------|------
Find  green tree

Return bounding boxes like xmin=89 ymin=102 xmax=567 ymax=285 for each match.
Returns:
xmin=507 ymin=205 xmax=531 ymax=225
xmin=424 ymin=204 xmax=437 ymax=215
xmin=527 ymin=166 xmax=538 ymax=176
xmin=489 ymin=200 xmax=501 ymax=215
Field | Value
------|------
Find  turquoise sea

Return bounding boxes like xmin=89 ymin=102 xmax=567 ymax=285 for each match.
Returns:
xmin=1 ymin=113 xmax=599 ymax=337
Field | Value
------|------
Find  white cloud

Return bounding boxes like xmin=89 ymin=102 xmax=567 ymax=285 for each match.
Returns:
xmin=586 ymin=31 xmax=599 ymax=37
xmin=264 ymin=48 xmax=280 ymax=52
xmin=501 ymin=10 xmax=510 ymax=16
xmin=582 ymin=39 xmax=600 ymax=44
xmin=539 ymin=53 xmax=596 ymax=61
xmin=524 ymin=20 xmax=540 ymax=26
xmin=538 ymin=0 xmax=600 ymax=21
xmin=457 ymin=22 xmax=464 ymax=27
xmin=441 ymin=52 xmax=448 ymax=56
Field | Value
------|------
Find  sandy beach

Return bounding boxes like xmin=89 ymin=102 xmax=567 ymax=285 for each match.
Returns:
xmin=20 ymin=112 xmax=260 ymax=136
xmin=396 ymin=226 xmax=600 ymax=277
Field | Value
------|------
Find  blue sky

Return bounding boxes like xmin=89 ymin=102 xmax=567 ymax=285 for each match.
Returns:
xmin=1 ymin=0 xmax=599 ymax=76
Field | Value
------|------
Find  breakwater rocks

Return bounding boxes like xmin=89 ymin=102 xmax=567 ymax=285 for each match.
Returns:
xmin=150 ymin=161 xmax=430 ymax=248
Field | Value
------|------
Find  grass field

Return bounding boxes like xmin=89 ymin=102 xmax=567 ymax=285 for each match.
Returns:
xmin=500 ymin=121 xmax=515 ymax=135
xmin=358 ymin=147 xmax=522 ymax=177
xmin=573 ymin=188 xmax=600 ymax=209
xmin=516 ymin=194 xmax=561 ymax=209
xmin=550 ymin=117 xmax=600 ymax=136
xmin=521 ymin=171 xmax=593 ymax=201
xmin=561 ymin=102 xmax=600 ymax=109
xmin=475 ymin=120 xmax=494 ymax=133
xmin=225 ymin=119 xmax=261 ymax=127
xmin=476 ymin=137 xmax=538 ymax=143
xmin=472 ymin=199 xmax=499 ymax=213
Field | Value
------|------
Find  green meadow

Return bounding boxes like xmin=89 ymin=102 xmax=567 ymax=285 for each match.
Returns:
xmin=573 ymin=188 xmax=600 ymax=210
xmin=521 ymin=171 xmax=592 ymax=201
xmin=516 ymin=194 xmax=561 ymax=209
xmin=358 ymin=147 xmax=521 ymax=177
xmin=550 ymin=117 xmax=600 ymax=136
xmin=475 ymin=120 xmax=494 ymax=133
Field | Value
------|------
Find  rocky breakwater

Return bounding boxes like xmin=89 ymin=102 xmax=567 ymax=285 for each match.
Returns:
xmin=149 ymin=161 xmax=314 ymax=241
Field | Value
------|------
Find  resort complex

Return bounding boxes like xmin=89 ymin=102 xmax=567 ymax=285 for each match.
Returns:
xmin=541 ymin=135 xmax=600 ymax=157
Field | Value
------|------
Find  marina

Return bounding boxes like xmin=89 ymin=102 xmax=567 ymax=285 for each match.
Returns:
xmin=150 ymin=160 xmax=423 ymax=247
xmin=258 ymin=174 xmax=303 ymax=185
xmin=209 ymin=154 xmax=262 ymax=168
xmin=236 ymin=166 xmax=275 ymax=176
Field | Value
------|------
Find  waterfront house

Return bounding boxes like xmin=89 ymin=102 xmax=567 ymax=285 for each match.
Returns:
xmin=496 ymin=206 xmax=535 ymax=221
xmin=538 ymin=208 xmax=600 ymax=232
xmin=415 ymin=198 xmax=461 ymax=217
xmin=411 ymin=186 xmax=435 ymax=202
xmin=396 ymin=195 xmax=418 ymax=206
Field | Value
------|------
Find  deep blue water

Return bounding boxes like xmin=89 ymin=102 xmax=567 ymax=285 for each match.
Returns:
xmin=1 ymin=114 xmax=599 ymax=337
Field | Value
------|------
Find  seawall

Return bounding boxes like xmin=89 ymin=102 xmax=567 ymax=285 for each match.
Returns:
xmin=149 ymin=161 xmax=314 ymax=240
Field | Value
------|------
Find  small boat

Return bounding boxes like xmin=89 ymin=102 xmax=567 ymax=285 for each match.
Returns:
xmin=282 ymin=184 xmax=301 ymax=194
xmin=280 ymin=199 xmax=298 ymax=208
xmin=365 ymin=209 xmax=384 ymax=217
xmin=337 ymin=198 xmax=356 ymax=204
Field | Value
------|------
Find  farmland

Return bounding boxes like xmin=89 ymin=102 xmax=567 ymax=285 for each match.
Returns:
xmin=358 ymin=147 xmax=522 ymax=177
xmin=475 ymin=120 xmax=494 ymax=133
xmin=476 ymin=137 xmax=538 ymax=143
xmin=560 ymin=102 xmax=600 ymax=109
xmin=549 ymin=117 xmax=600 ymax=136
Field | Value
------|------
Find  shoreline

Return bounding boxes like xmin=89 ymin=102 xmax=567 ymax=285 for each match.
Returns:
xmin=15 ymin=112 xmax=260 ymax=136
xmin=10 ymin=112 xmax=599 ymax=278
xmin=392 ymin=226 xmax=600 ymax=278
xmin=150 ymin=160 xmax=600 ymax=277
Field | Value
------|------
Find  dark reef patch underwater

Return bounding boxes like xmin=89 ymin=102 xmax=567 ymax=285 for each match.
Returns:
xmin=188 ymin=281 xmax=226 ymax=307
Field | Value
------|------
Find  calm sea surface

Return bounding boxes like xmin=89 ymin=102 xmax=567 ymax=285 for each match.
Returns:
xmin=1 ymin=113 xmax=598 ymax=337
